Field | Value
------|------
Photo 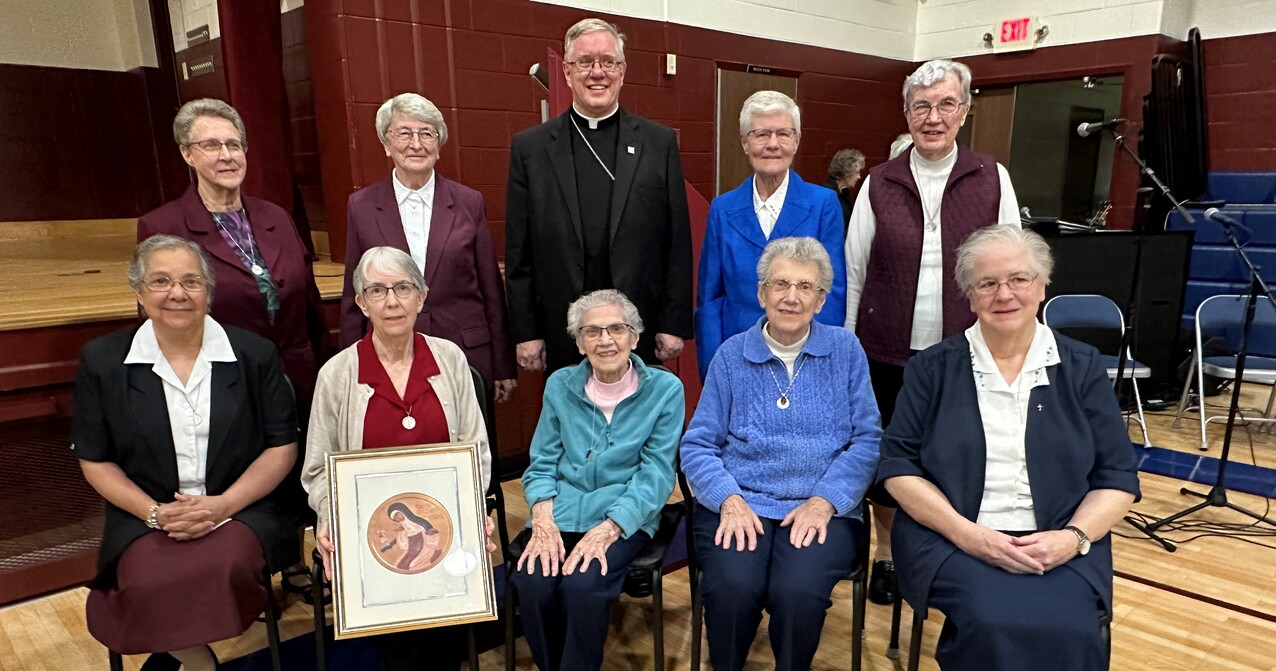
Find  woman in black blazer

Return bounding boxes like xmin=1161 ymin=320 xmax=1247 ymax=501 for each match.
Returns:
xmin=877 ymin=226 xmax=1140 ymax=671
xmin=72 ymin=235 xmax=298 ymax=671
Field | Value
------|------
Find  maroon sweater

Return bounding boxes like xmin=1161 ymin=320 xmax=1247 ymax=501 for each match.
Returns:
xmin=856 ymin=148 xmax=1002 ymax=366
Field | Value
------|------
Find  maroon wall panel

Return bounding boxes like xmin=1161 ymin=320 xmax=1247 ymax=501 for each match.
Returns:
xmin=1203 ymin=32 xmax=1276 ymax=171
xmin=283 ymin=8 xmax=327 ymax=232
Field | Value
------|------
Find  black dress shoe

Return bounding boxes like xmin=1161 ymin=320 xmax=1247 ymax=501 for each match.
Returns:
xmin=868 ymin=560 xmax=898 ymax=605
xmin=139 ymin=653 xmax=180 ymax=671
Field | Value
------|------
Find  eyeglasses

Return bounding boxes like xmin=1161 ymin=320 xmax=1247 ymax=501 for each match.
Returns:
xmin=387 ymin=128 xmax=439 ymax=146
xmin=577 ymin=323 xmax=634 ymax=340
xmin=745 ymin=127 xmax=799 ymax=144
xmin=763 ymin=278 xmax=823 ymax=297
xmin=363 ymin=281 xmax=420 ymax=301
xmin=906 ymin=99 xmax=967 ymax=119
xmin=972 ymin=274 xmax=1037 ymax=295
xmin=565 ymin=57 xmax=624 ymax=73
xmin=144 ymin=275 xmax=208 ymax=292
xmin=185 ymin=139 xmax=246 ymax=154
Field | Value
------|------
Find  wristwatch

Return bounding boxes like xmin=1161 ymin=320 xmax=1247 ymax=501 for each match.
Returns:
xmin=1064 ymin=525 xmax=1091 ymax=556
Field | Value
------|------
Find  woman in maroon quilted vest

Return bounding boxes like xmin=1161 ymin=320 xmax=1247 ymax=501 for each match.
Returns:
xmin=842 ymin=59 xmax=1022 ymax=605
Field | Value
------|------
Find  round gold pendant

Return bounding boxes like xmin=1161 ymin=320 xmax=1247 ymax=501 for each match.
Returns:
xmin=776 ymin=396 xmax=790 ymax=410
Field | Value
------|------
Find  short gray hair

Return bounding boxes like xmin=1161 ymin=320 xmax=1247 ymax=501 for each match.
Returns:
xmin=756 ymin=237 xmax=834 ymax=292
xmin=903 ymin=59 xmax=973 ymax=106
xmin=128 ymin=234 xmax=216 ymax=298
xmin=375 ymin=93 xmax=449 ymax=147
xmin=739 ymin=90 xmax=802 ymax=136
xmin=889 ymin=133 xmax=913 ymax=159
xmin=564 ymin=18 xmax=626 ymax=61
xmin=352 ymin=246 xmax=427 ymax=295
xmin=954 ymin=226 xmax=1054 ymax=297
xmin=827 ymin=149 xmax=865 ymax=181
xmin=565 ymin=289 xmax=644 ymax=338
xmin=173 ymin=98 xmax=246 ymax=146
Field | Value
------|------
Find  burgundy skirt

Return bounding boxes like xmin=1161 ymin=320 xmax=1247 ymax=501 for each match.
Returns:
xmin=86 ymin=520 xmax=268 ymax=654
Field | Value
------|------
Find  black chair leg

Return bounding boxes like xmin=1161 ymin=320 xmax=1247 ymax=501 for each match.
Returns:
xmin=851 ymin=578 xmax=865 ymax=671
xmin=651 ymin=570 xmax=664 ymax=671
xmin=312 ymin=558 xmax=327 ymax=671
xmin=263 ymin=574 xmax=284 ymax=671
xmin=689 ymin=568 xmax=703 ymax=671
xmin=108 ymin=651 xmax=124 ymax=671
xmin=504 ymin=568 xmax=517 ymax=671
xmin=467 ymin=624 xmax=480 ymax=670
xmin=906 ymin=608 xmax=924 ymax=671
xmin=886 ymin=597 xmax=903 ymax=659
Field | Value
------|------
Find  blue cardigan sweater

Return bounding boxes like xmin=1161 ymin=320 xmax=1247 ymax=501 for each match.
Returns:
xmin=876 ymin=332 xmax=1142 ymax=614
xmin=694 ymin=170 xmax=847 ymax=380
xmin=522 ymin=355 xmax=685 ymax=538
xmin=681 ymin=318 xmax=880 ymax=520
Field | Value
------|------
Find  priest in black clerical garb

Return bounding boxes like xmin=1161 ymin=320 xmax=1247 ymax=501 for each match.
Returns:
xmin=505 ymin=17 xmax=693 ymax=373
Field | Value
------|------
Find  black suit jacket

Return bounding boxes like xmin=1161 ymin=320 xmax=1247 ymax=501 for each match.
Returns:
xmin=504 ymin=108 xmax=694 ymax=370
xmin=71 ymin=325 xmax=300 ymax=588
xmin=339 ymin=174 xmax=516 ymax=386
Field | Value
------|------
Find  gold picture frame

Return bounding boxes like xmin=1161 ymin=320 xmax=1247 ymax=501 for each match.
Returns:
xmin=327 ymin=442 xmax=496 ymax=639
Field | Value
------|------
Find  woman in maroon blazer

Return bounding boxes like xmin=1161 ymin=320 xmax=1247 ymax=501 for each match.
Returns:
xmin=138 ymin=98 xmax=328 ymax=596
xmin=340 ymin=92 xmax=516 ymax=402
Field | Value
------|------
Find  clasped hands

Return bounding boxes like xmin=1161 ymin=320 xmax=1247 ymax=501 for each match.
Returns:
xmin=517 ymin=500 xmax=621 ymax=577
xmin=956 ymin=524 xmax=1079 ymax=574
xmin=154 ymin=493 xmax=233 ymax=541
xmin=714 ymin=494 xmax=835 ymax=551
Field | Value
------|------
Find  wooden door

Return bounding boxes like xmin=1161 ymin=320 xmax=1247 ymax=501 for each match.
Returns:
xmin=968 ymin=86 xmax=1017 ymax=168
xmin=717 ymin=69 xmax=798 ymax=195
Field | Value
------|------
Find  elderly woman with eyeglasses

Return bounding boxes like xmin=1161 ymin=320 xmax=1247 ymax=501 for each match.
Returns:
xmin=878 ymin=226 xmax=1139 ymax=671
xmin=303 ymin=246 xmax=493 ymax=671
xmin=72 ymin=235 xmax=299 ymax=671
xmin=682 ymin=237 xmax=879 ymax=671
xmin=842 ymin=59 xmax=1022 ymax=605
xmin=511 ymin=289 xmax=684 ymax=671
xmin=341 ymin=93 xmax=516 ymax=404
xmin=695 ymin=90 xmax=846 ymax=381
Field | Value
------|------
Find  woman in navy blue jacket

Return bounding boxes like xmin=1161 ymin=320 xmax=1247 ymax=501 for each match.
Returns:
xmin=878 ymin=226 xmax=1140 ymax=671
xmin=694 ymin=90 xmax=846 ymax=380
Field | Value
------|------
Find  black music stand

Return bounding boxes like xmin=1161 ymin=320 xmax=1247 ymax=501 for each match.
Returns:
xmin=1126 ymin=215 xmax=1276 ymax=551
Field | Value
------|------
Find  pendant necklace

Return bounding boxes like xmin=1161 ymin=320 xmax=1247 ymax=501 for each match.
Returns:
xmin=218 ymin=212 xmax=265 ymax=275
xmin=766 ymin=355 xmax=809 ymax=410
xmin=921 ymin=192 xmax=942 ymax=232
xmin=402 ymin=404 xmax=417 ymax=430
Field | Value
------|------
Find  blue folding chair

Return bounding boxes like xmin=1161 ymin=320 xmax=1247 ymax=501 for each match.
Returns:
xmin=1173 ymin=294 xmax=1276 ymax=451
xmin=1043 ymin=294 xmax=1152 ymax=447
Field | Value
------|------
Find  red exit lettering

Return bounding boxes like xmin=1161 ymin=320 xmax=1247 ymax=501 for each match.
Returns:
xmin=1000 ymin=18 xmax=1030 ymax=43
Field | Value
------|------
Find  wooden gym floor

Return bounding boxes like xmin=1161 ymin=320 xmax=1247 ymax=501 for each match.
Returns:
xmin=3 ymin=220 xmax=1276 ymax=669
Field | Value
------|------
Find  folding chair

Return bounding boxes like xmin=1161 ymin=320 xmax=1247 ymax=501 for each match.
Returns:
xmin=1172 ymin=294 xmax=1276 ymax=451
xmin=1042 ymin=294 xmax=1152 ymax=447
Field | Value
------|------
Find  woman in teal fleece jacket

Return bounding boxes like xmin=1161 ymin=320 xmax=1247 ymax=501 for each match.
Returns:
xmin=512 ymin=289 xmax=685 ymax=671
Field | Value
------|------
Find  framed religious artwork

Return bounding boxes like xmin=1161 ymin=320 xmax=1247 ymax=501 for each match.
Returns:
xmin=327 ymin=441 xmax=497 ymax=639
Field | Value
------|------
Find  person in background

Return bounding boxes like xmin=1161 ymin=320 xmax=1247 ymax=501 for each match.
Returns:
xmin=74 ymin=235 xmax=298 ymax=671
xmin=341 ymin=93 xmax=516 ymax=403
xmin=889 ymin=133 xmax=913 ymax=160
xmin=824 ymin=148 xmax=866 ymax=232
xmin=694 ymin=91 xmax=846 ymax=380
xmin=878 ymin=226 xmax=1139 ymax=670
xmin=843 ymin=59 xmax=1022 ymax=606
xmin=505 ymin=17 xmax=693 ymax=373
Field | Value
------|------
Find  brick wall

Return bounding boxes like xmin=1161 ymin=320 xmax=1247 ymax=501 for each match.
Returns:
xmin=1203 ymin=32 xmax=1276 ymax=171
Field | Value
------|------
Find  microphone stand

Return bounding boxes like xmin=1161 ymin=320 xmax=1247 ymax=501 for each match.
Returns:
xmin=1125 ymin=216 xmax=1276 ymax=551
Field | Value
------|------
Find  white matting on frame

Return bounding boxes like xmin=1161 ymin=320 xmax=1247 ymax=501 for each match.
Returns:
xmin=327 ymin=442 xmax=496 ymax=639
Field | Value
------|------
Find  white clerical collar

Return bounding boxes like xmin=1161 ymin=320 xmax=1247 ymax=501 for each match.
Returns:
xmin=125 ymin=315 xmax=237 ymax=364
xmin=392 ymin=169 xmax=435 ymax=206
xmin=910 ymin=144 xmax=958 ymax=174
xmin=572 ymin=103 xmax=619 ymax=129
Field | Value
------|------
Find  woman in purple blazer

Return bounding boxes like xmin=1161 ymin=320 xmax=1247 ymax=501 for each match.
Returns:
xmin=340 ymin=92 xmax=517 ymax=402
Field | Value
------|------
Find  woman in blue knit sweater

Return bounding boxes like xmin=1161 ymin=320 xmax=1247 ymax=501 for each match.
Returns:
xmin=512 ymin=289 xmax=685 ymax=671
xmin=682 ymin=236 xmax=881 ymax=671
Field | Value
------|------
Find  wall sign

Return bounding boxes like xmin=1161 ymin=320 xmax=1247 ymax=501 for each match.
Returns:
xmin=992 ymin=16 xmax=1039 ymax=53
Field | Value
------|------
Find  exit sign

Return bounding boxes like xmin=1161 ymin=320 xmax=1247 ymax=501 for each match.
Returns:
xmin=992 ymin=16 xmax=1039 ymax=53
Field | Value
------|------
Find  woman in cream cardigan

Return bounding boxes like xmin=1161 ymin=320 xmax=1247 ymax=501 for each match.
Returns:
xmin=302 ymin=246 xmax=491 ymax=671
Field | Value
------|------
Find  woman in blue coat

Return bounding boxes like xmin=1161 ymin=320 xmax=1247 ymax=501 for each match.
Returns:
xmin=878 ymin=226 xmax=1140 ymax=671
xmin=694 ymin=90 xmax=846 ymax=380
